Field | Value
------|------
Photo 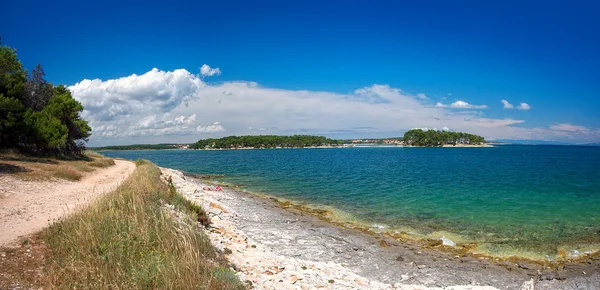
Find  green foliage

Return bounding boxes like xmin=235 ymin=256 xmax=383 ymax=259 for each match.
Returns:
xmin=23 ymin=63 xmax=53 ymax=111
xmin=190 ymin=135 xmax=343 ymax=149
xmin=0 ymin=43 xmax=91 ymax=155
xmin=403 ymin=129 xmax=486 ymax=147
xmin=25 ymin=110 xmax=68 ymax=148
xmin=0 ymin=95 xmax=26 ymax=146
xmin=0 ymin=45 xmax=26 ymax=101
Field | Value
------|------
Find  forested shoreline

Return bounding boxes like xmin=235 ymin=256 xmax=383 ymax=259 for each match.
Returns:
xmin=0 ymin=41 xmax=91 ymax=155
xmin=403 ymin=129 xmax=486 ymax=147
xmin=190 ymin=135 xmax=343 ymax=149
xmin=94 ymin=131 xmax=488 ymax=151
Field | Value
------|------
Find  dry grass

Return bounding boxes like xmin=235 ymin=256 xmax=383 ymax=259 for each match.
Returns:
xmin=0 ymin=151 xmax=115 ymax=181
xmin=0 ymin=236 xmax=49 ymax=289
xmin=88 ymin=158 xmax=115 ymax=168
xmin=42 ymin=161 xmax=243 ymax=289
xmin=52 ymin=164 xmax=84 ymax=181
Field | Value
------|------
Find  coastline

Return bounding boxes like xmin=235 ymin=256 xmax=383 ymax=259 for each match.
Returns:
xmin=96 ymin=143 xmax=494 ymax=152
xmin=160 ymin=167 xmax=600 ymax=289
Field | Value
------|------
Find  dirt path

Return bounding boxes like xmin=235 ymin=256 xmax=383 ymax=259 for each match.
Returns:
xmin=0 ymin=160 xmax=135 ymax=247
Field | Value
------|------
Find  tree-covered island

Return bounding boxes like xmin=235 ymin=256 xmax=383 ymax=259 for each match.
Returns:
xmin=189 ymin=131 xmax=487 ymax=149
xmin=190 ymin=135 xmax=343 ymax=149
xmin=403 ymin=129 xmax=486 ymax=147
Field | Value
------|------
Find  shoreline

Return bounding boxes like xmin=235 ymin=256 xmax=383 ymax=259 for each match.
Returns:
xmin=185 ymin=174 xmax=600 ymax=263
xmin=97 ymin=144 xmax=494 ymax=152
xmin=161 ymin=167 xmax=600 ymax=289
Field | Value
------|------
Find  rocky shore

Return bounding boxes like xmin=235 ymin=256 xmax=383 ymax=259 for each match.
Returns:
xmin=160 ymin=167 xmax=600 ymax=289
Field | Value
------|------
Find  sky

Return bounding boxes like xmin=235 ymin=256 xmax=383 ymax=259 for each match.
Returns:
xmin=2 ymin=0 xmax=599 ymax=145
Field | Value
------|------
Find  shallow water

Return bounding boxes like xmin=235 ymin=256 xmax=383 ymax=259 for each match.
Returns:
xmin=102 ymin=145 xmax=600 ymax=259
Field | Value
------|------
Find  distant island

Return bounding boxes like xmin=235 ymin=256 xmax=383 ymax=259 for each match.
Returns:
xmin=402 ymin=129 xmax=487 ymax=147
xmin=190 ymin=135 xmax=343 ymax=149
xmin=93 ymin=131 xmax=489 ymax=150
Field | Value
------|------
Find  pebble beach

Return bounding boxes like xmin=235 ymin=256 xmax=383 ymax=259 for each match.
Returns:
xmin=160 ymin=167 xmax=600 ymax=289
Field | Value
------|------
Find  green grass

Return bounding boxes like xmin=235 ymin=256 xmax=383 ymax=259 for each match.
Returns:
xmin=42 ymin=161 xmax=244 ymax=289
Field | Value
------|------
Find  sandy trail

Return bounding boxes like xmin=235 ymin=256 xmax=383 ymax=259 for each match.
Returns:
xmin=0 ymin=160 xmax=135 ymax=247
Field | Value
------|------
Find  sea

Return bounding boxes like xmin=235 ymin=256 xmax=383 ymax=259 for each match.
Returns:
xmin=101 ymin=145 xmax=600 ymax=260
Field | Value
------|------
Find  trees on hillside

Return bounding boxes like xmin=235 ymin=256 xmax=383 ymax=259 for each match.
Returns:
xmin=403 ymin=129 xmax=485 ymax=147
xmin=0 ymin=42 xmax=91 ymax=155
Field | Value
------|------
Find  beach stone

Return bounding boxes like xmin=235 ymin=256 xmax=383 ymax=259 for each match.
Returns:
xmin=539 ymin=271 xmax=562 ymax=281
xmin=164 ymin=167 xmax=593 ymax=290
xmin=520 ymin=278 xmax=535 ymax=290
xmin=355 ymin=279 xmax=369 ymax=286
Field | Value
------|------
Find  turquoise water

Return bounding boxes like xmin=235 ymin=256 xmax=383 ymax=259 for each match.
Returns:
xmin=102 ymin=146 xmax=600 ymax=259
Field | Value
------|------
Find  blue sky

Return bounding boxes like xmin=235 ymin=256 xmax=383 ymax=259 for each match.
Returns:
xmin=2 ymin=0 xmax=599 ymax=144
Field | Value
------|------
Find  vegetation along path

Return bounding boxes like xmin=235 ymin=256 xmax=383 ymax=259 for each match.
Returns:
xmin=0 ymin=159 xmax=135 ymax=247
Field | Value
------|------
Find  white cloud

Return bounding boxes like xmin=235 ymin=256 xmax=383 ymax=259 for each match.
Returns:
xmin=502 ymin=100 xmax=531 ymax=111
xmin=549 ymin=123 xmax=590 ymax=133
xmin=200 ymin=64 xmax=221 ymax=77
xmin=174 ymin=113 xmax=196 ymax=125
xmin=68 ymin=68 xmax=599 ymax=145
xmin=196 ymin=122 xmax=226 ymax=133
xmin=452 ymin=100 xmax=488 ymax=109
xmin=517 ymin=103 xmax=531 ymax=110
xmin=417 ymin=93 xmax=429 ymax=100
xmin=435 ymin=100 xmax=488 ymax=109
xmin=501 ymin=100 xmax=514 ymax=109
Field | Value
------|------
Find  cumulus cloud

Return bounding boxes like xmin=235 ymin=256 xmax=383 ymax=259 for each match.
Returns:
xmin=174 ymin=113 xmax=196 ymax=125
xmin=435 ymin=100 xmax=488 ymax=109
xmin=70 ymin=68 xmax=204 ymax=121
xmin=517 ymin=103 xmax=531 ymax=110
xmin=68 ymin=67 xmax=598 ymax=145
xmin=417 ymin=93 xmax=429 ymax=100
xmin=196 ymin=122 xmax=226 ymax=133
xmin=200 ymin=64 xmax=221 ymax=76
xmin=501 ymin=100 xmax=514 ymax=109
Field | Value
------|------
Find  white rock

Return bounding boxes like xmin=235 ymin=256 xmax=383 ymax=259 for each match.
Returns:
xmin=440 ymin=236 xmax=456 ymax=247
xmin=520 ymin=278 xmax=535 ymax=290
